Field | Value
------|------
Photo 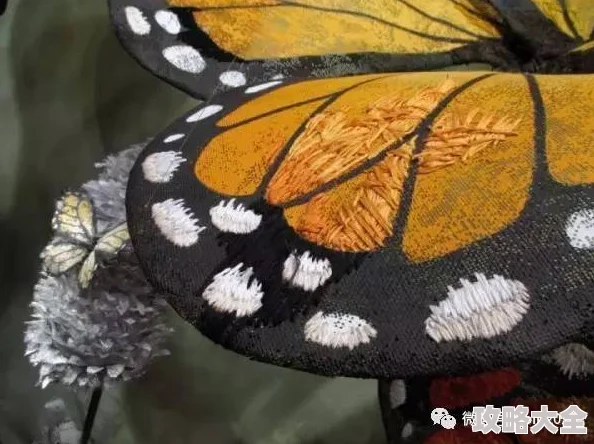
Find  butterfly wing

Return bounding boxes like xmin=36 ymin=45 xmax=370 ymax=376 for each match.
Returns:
xmin=76 ymin=223 xmax=130 ymax=288
xmin=528 ymin=0 xmax=594 ymax=42
xmin=94 ymin=223 xmax=131 ymax=256
xmin=51 ymin=192 xmax=95 ymax=246
xmin=127 ymin=72 xmax=594 ymax=379
xmin=108 ymin=0 xmax=513 ymax=99
xmin=78 ymin=251 xmax=97 ymax=289
xmin=40 ymin=242 xmax=89 ymax=275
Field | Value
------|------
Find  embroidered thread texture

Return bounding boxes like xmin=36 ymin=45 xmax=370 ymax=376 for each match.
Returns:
xmin=425 ymin=273 xmax=530 ymax=342
xmin=282 ymin=251 xmax=332 ymax=291
xmin=186 ymin=104 xmax=223 ymax=122
xmin=268 ymin=80 xmax=520 ymax=251
xmin=209 ymin=199 xmax=262 ymax=234
xmin=219 ymin=71 xmax=247 ymax=87
xmin=162 ymin=45 xmax=206 ymax=74
xmin=550 ymin=343 xmax=594 ymax=379
xmin=154 ymin=10 xmax=182 ymax=35
xmin=151 ymin=199 xmax=205 ymax=247
xmin=304 ymin=311 xmax=377 ymax=349
xmin=142 ymin=151 xmax=186 ymax=183
xmin=202 ymin=264 xmax=264 ymax=316
xmin=245 ymin=81 xmax=283 ymax=94
xmin=124 ymin=6 xmax=151 ymax=35
xmin=566 ymin=209 xmax=594 ymax=249
xmin=163 ymin=133 xmax=185 ymax=143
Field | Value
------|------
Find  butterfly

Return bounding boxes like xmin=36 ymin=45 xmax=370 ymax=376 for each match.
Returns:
xmin=40 ymin=192 xmax=130 ymax=288
xmin=109 ymin=0 xmax=594 ymax=100
xmin=117 ymin=0 xmax=594 ymax=380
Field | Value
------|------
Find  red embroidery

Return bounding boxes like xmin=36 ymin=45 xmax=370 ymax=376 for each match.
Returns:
xmin=430 ymin=368 xmax=521 ymax=409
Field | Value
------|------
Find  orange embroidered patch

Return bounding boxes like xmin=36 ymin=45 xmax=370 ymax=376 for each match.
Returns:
xmin=288 ymin=143 xmax=413 ymax=251
xmin=266 ymin=79 xmax=457 ymax=205
xmin=278 ymin=84 xmax=520 ymax=252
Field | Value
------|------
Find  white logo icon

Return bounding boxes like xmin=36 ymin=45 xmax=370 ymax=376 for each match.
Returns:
xmin=441 ymin=414 xmax=457 ymax=429
xmin=431 ymin=408 xmax=457 ymax=429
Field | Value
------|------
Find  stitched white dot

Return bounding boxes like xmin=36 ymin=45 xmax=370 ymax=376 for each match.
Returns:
xmin=124 ymin=6 xmax=151 ymax=35
xmin=549 ymin=343 xmax=594 ymax=379
xmin=186 ymin=104 xmax=223 ymax=122
xmin=209 ymin=199 xmax=262 ymax=234
xmin=304 ymin=312 xmax=377 ymax=350
xmin=245 ymin=81 xmax=283 ymax=94
xmin=282 ymin=251 xmax=332 ymax=291
xmin=219 ymin=71 xmax=247 ymax=87
xmin=162 ymin=45 xmax=206 ymax=74
xmin=154 ymin=10 xmax=181 ymax=35
xmin=389 ymin=380 xmax=406 ymax=409
xmin=425 ymin=273 xmax=530 ymax=343
xmin=142 ymin=151 xmax=186 ymax=183
xmin=202 ymin=264 xmax=264 ymax=316
xmin=566 ymin=209 xmax=594 ymax=249
xmin=151 ymin=199 xmax=205 ymax=247
xmin=272 ymin=74 xmax=284 ymax=80
xmin=163 ymin=134 xmax=184 ymax=143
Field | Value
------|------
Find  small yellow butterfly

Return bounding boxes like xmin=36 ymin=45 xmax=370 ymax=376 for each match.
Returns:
xmin=40 ymin=192 xmax=130 ymax=288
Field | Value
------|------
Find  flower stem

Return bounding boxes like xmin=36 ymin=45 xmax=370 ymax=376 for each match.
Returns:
xmin=80 ymin=386 xmax=103 ymax=444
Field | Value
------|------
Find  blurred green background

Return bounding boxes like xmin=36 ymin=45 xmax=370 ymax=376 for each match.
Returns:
xmin=0 ymin=1 xmax=384 ymax=443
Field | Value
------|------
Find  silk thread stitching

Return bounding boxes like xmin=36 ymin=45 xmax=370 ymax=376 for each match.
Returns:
xmin=277 ymin=81 xmax=520 ymax=251
xmin=425 ymin=273 xmax=530 ymax=342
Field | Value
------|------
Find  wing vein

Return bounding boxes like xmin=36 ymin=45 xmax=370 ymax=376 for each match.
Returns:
xmin=281 ymin=73 xmax=495 ymax=209
xmin=558 ymin=0 xmax=582 ymax=40
xmin=183 ymin=2 xmax=477 ymax=44
xmin=258 ymin=75 xmax=397 ymax=194
xmin=397 ymin=0 xmax=485 ymax=39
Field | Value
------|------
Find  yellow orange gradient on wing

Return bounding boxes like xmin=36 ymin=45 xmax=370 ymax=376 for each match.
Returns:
xmin=195 ymin=99 xmax=326 ymax=195
xmin=531 ymin=0 xmax=594 ymax=40
xmin=538 ymin=74 xmax=594 ymax=185
xmin=267 ymin=73 xmax=483 ymax=205
xmin=402 ymin=74 xmax=533 ymax=263
xmin=169 ymin=0 xmax=499 ymax=60
xmin=217 ymin=74 xmax=385 ymax=127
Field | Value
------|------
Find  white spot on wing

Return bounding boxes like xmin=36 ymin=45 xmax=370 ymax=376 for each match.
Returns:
xmin=124 ymin=6 xmax=151 ymax=35
xmin=282 ymin=251 xmax=332 ymax=291
xmin=549 ymin=343 xmax=594 ymax=379
xmin=219 ymin=71 xmax=247 ymax=87
xmin=142 ymin=151 xmax=186 ymax=183
xmin=566 ymin=209 xmax=594 ymax=249
xmin=203 ymin=264 xmax=263 ymax=316
xmin=245 ymin=81 xmax=283 ymax=94
xmin=164 ymin=134 xmax=184 ymax=143
xmin=425 ymin=273 xmax=530 ymax=343
xmin=162 ymin=45 xmax=206 ymax=74
xmin=209 ymin=199 xmax=262 ymax=234
xmin=155 ymin=10 xmax=181 ymax=34
xmin=151 ymin=199 xmax=205 ymax=247
xmin=186 ymin=104 xmax=223 ymax=122
xmin=304 ymin=312 xmax=377 ymax=350
xmin=389 ymin=380 xmax=406 ymax=409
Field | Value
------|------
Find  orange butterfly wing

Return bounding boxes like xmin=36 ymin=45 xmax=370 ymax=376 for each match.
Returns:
xmin=194 ymin=71 xmax=594 ymax=263
xmin=537 ymin=74 xmax=594 ymax=185
xmin=169 ymin=0 xmax=500 ymax=59
xmin=530 ymin=0 xmax=594 ymax=41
